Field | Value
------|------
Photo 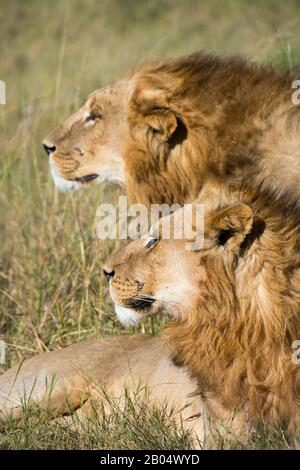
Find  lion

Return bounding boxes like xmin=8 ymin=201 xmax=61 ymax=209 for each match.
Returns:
xmin=44 ymin=53 xmax=300 ymax=206
xmin=0 ymin=334 xmax=206 ymax=446
xmin=2 ymin=180 xmax=300 ymax=445
xmin=103 ymin=180 xmax=300 ymax=439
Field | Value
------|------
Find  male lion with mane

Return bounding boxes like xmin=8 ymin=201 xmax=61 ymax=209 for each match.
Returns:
xmin=2 ymin=180 xmax=300 ymax=446
xmin=3 ymin=53 xmax=299 ymax=447
xmin=44 ymin=52 xmax=300 ymax=206
xmin=103 ymin=180 xmax=300 ymax=440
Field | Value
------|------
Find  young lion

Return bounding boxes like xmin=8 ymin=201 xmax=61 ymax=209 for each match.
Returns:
xmin=44 ymin=53 xmax=300 ymax=206
xmin=103 ymin=180 xmax=300 ymax=438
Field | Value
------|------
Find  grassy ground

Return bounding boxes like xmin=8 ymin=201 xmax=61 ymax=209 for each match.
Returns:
xmin=0 ymin=0 xmax=300 ymax=449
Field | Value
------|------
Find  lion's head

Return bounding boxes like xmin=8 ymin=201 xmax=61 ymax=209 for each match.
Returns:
xmin=43 ymin=80 xmax=133 ymax=191
xmin=104 ymin=182 xmax=300 ymax=431
xmin=103 ymin=184 xmax=254 ymax=326
xmin=43 ymin=64 xmax=195 ymax=202
xmin=44 ymin=56 xmax=218 ymax=205
xmin=45 ymin=54 xmax=297 ymax=204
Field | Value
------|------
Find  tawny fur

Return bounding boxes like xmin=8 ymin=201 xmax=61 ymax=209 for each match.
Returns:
xmin=105 ymin=181 xmax=300 ymax=436
xmin=45 ymin=53 xmax=300 ymax=206
xmin=0 ymin=335 xmax=204 ymax=445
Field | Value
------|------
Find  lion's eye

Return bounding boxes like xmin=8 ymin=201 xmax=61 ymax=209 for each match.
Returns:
xmin=84 ymin=107 xmax=102 ymax=124
xmin=84 ymin=114 xmax=94 ymax=123
xmin=146 ymin=236 xmax=159 ymax=250
xmin=149 ymin=126 xmax=161 ymax=135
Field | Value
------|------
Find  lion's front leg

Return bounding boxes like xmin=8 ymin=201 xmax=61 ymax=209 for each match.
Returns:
xmin=0 ymin=348 xmax=91 ymax=424
xmin=0 ymin=334 xmax=207 ymax=449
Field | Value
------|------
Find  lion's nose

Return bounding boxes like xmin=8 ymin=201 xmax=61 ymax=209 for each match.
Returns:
xmin=103 ymin=267 xmax=115 ymax=280
xmin=43 ymin=142 xmax=57 ymax=155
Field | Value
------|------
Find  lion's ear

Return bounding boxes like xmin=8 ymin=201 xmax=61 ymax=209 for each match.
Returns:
xmin=208 ymin=203 xmax=253 ymax=250
xmin=144 ymin=109 xmax=177 ymax=140
xmin=130 ymin=85 xmax=178 ymax=141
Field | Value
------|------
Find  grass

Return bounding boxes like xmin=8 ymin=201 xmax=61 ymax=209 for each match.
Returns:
xmin=0 ymin=390 xmax=192 ymax=450
xmin=0 ymin=0 xmax=300 ymax=449
xmin=0 ymin=397 xmax=293 ymax=451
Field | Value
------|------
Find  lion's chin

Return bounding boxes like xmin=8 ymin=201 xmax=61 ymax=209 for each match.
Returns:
xmin=49 ymin=158 xmax=82 ymax=192
xmin=114 ymin=305 xmax=142 ymax=326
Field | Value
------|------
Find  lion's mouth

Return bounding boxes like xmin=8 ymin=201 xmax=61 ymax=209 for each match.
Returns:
xmin=128 ymin=297 xmax=155 ymax=310
xmin=70 ymin=174 xmax=98 ymax=183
